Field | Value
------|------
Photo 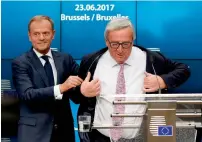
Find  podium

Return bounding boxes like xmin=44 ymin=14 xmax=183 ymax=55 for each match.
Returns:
xmin=147 ymin=101 xmax=176 ymax=142
xmin=91 ymin=94 xmax=202 ymax=142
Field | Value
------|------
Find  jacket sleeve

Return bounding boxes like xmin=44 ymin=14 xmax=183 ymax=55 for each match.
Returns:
xmin=67 ymin=56 xmax=90 ymax=104
xmin=157 ymin=52 xmax=191 ymax=89
xmin=12 ymin=59 xmax=55 ymax=104
xmin=63 ymin=55 xmax=86 ymax=104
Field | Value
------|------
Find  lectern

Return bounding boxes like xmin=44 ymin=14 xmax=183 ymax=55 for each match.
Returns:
xmin=90 ymin=94 xmax=202 ymax=142
xmin=147 ymin=101 xmax=176 ymax=142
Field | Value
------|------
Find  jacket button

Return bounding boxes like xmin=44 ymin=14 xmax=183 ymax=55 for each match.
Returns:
xmin=54 ymin=124 xmax=58 ymax=129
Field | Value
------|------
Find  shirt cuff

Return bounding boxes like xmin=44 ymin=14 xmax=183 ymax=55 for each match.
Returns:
xmin=54 ymin=85 xmax=63 ymax=100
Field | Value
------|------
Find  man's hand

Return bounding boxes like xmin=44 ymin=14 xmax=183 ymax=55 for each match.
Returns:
xmin=80 ymin=72 xmax=101 ymax=97
xmin=143 ymin=72 xmax=166 ymax=93
xmin=60 ymin=76 xmax=83 ymax=94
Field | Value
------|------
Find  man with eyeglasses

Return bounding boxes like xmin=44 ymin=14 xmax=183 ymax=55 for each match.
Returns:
xmin=77 ymin=17 xmax=190 ymax=142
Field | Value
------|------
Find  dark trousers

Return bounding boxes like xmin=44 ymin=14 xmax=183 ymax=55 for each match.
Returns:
xmin=50 ymin=125 xmax=58 ymax=142
xmin=50 ymin=100 xmax=75 ymax=142
xmin=50 ymin=123 xmax=75 ymax=142
xmin=196 ymin=128 xmax=202 ymax=142
xmin=91 ymin=129 xmax=111 ymax=142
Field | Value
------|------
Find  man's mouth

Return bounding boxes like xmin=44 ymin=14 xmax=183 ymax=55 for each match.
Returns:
xmin=117 ymin=54 xmax=123 ymax=57
xmin=38 ymin=42 xmax=46 ymax=44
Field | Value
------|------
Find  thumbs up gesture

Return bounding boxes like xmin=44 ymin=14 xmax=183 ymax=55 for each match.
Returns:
xmin=80 ymin=72 xmax=101 ymax=97
xmin=143 ymin=72 xmax=166 ymax=92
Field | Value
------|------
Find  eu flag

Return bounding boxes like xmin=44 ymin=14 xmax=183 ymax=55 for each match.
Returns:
xmin=158 ymin=125 xmax=173 ymax=136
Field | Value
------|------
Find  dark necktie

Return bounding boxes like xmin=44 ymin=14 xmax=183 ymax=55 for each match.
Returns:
xmin=41 ymin=55 xmax=54 ymax=86
xmin=41 ymin=56 xmax=59 ymax=141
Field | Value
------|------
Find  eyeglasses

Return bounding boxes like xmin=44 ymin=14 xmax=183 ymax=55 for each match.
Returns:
xmin=107 ymin=40 xmax=133 ymax=49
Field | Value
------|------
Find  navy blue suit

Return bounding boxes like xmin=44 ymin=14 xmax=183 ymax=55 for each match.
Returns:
xmin=12 ymin=49 xmax=79 ymax=142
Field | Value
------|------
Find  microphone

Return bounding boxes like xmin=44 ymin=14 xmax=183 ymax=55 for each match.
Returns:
xmin=150 ymin=55 xmax=162 ymax=94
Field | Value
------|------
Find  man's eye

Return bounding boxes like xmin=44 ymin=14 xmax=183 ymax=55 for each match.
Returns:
xmin=44 ymin=32 xmax=50 ymax=35
xmin=111 ymin=43 xmax=119 ymax=46
xmin=34 ymin=33 xmax=39 ymax=36
xmin=123 ymin=42 xmax=130 ymax=45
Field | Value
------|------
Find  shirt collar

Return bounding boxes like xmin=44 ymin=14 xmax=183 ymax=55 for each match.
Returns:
xmin=107 ymin=46 xmax=135 ymax=67
xmin=33 ymin=48 xmax=53 ymax=59
xmin=124 ymin=46 xmax=134 ymax=66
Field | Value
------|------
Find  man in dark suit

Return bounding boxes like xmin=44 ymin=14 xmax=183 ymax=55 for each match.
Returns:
xmin=12 ymin=15 xmax=83 ymax=142
xmin=76 ymin=17 xmax=191 ymax=142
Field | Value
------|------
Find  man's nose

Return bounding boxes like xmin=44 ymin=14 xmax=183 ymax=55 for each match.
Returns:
xmin=39 ymin=34 xmax=45 ymax=40
xmin=117 ymin=45 xmax=123 ymax=52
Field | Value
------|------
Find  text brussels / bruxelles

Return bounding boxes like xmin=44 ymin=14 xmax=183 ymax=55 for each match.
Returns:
xmin=61 ymin=14 xmax=129 ymax=21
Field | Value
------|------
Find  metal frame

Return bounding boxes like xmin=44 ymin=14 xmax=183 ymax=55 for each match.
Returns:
xmin=91 ymin=94 xmax=202 ymax=142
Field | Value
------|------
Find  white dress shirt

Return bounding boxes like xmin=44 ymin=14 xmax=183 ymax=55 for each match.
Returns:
xmin=93 ymin=46 xmax=147 ymax=139
xmin=33 ymin=48 xmax=62 ymax=100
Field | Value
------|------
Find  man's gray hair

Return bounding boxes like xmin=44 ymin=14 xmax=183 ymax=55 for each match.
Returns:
xmin=104 ymin=17 xmax=136 ymax=40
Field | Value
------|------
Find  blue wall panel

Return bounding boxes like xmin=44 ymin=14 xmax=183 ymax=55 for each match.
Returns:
xmin=1 ymin=60 xmax=13 ymax=83
xmin=136 ymin=1 xmax=202 ymax=59
xmin=1 ymin=1 xmax=61 ymax=59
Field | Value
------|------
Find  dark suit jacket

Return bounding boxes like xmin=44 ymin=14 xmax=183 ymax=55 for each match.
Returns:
xmin=12 ymin=49 xmax=80 ymax=142
xmin=76 ymin=46 xmax=191 ymax=142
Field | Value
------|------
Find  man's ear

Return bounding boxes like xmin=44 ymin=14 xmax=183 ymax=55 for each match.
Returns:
xmin=52 ymin=30 xmax=56 ymax=40
xmin=105 ymin=39 xmax=109 ymax=47
xmin=28 ymin=32 xmax=31 ymax=41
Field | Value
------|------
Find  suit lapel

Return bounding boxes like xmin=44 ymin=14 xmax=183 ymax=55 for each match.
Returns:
xmin=88 ymin=48 xmax=108 ymax=79
xmin=136 ymin=46 xmax=154 ymax=74
xmin=146 ymin=53 xmax=154 ymax=74
xmin=27 ymin=49 xmax=49 ymax=86
xmin=52 ymin=51 xmax=62 ymax=84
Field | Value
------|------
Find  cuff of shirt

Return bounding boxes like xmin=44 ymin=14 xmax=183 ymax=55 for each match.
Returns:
xmin=54 ymin=85 xmax=63 ymax=100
